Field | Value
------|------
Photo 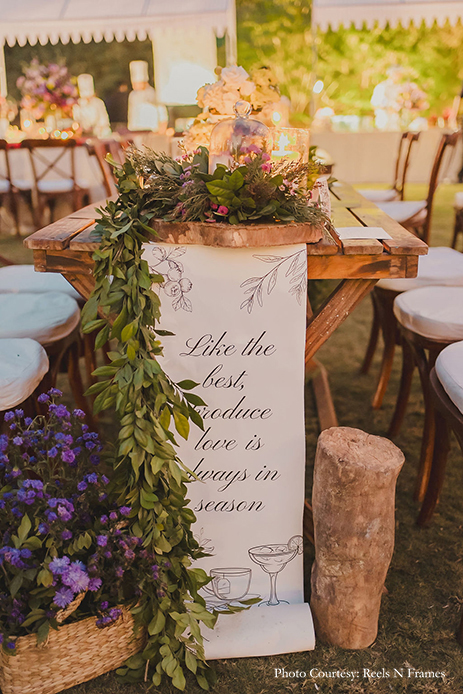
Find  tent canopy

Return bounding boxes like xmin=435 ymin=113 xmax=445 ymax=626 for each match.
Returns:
xmin=312 ymin=0 xmax=463 ymax=30
xmin=0 ymin=0 xmax=237 ymax=101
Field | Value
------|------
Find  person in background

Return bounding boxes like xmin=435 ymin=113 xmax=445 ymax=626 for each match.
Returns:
xmin=127 ymin=60 xmax=168 ymax=133
xmin=73 ymin=74 xmax=111 ymax=138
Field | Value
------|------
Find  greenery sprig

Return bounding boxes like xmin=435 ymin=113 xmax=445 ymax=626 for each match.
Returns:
xmin=129 ymin=145 xmax=327 ymax=226
xmin=81 ymin=159 xmax=217 ymax=691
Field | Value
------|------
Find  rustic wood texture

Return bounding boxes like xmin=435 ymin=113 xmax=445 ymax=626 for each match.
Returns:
xmin=150 ymin=218 xmax=324 ymax=247
xmin=25 ymin=218 xmax=95 ymax=251
xmin=310 ymin=427 xmax=405 ymax=648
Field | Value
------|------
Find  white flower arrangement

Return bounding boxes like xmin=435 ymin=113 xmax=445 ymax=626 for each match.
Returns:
xmin=183 ymin=65 xmax=281 ymax=151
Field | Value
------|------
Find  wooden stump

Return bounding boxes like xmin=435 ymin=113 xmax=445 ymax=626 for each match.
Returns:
xmin=310 ymin=427 xmax=404 ymax=649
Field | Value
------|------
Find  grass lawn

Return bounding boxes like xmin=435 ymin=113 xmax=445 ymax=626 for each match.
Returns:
xmin=2 ymin=184 xmax=463 ymax=693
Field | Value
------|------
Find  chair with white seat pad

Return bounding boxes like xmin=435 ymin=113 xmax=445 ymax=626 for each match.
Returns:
xmin=361 ymin=247 xmax=463 ymax=415
xmin=0 ymin=264 xmax=82 ymax=302
xmin=392 ymin=286 xmax=463 ymax=502
xmin=0 ymin=292 xmax=90 ymax=420
xmin=21 ymin=139 xmax=90 ymax=228
xmin=0 ymin=338 xmax=49 ymax=411
xmin=376 ymin=132 xmax=459 ymax=246
xmin=417 ymin=341 xmax=463 ymax=527
xmin=358 ymin=132 xmax=420 ymax=204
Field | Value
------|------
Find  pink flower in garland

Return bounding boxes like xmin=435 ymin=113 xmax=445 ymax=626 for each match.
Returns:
xmin=217 ymin=206 xmax=229 ymax=215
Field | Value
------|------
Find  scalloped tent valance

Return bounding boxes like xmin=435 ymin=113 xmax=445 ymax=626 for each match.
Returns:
xmin=0 ymin=0 xmax=237 ymax=99
xmin=312 ymin=0 xmax=463 ymax=30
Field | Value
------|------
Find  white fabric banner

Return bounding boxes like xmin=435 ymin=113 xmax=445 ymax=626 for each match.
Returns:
xmin=142 ymin=242 xmax=315 ymax=657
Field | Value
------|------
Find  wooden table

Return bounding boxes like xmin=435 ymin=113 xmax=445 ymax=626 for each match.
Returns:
xmin=24 ymin=181 xmax=428 ymax=540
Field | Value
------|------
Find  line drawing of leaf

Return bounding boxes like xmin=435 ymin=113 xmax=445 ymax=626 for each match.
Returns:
xmin=256 ymin=284 xmax=263 ymax=307
xmin=247 ymin=298 xmax=254 ymax=313
xmin=267 ymin=268 xmax=278 ymax=295
xmin=244 ymin=287 xmax=257 ymax=295
xmin=148 ymin=246 xmax=166 ymax=262
xmin=254 ymin=255 xmax=283 ymax=263
xmin=182 ymin=295 xmax=193 ymax=312
xmin=285 ymin=255 xmax=300 ymax=277
xmin=169 ymin=248 xmax=186 ymax=258
xmin=172 ymin=296 xmax=182 ymax=311
xmin=241 ymin=277 xmax=261 ymax=287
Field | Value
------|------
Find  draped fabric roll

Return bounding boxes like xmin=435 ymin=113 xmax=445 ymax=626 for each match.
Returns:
xmin=142 ymin=242 xmax=315 ymax=658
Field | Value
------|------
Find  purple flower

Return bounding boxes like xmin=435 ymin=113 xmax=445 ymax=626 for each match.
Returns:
xmin=62 ymin=563 xmax=89 ymax=592
xmin=73 ymin=409 xmax=85 ymax=419
xmin=62 ymin=449 xmax=75 ymax=464
xmin=47 ymin=388 xmax=62 ymax=397
xmin=124 ymin=549 xmax=135 ymax=560
xmin=100 ymin=515 xmax=108 ymax=525
xmin=6 ymin=641 xmax=15 ymax=650
xmin=57 ymin=506 xmax=72 ymax=522
xmin=49 ymin=556 xmax=70 ymax=574
xmin=88 ymin=577 xmax=102 ymax=592
xmin=100 ymin=601 xmax=109 ymax=610
xmin=115 ymin=566 xmax=124 ymax=577
xmin=48 ymin=447 xmax=58 ymax=459
xmin=4 ymin=412 xmax=14 ymax=422
xmin=55 ymin=404 xmax=70 ymax=418
xmin=104 ymin=551 xmax=112 ymax=559
xmin=13 ymin=437 xmax=23 ymax=446
xmin=38 ymin=523 xmax=49 ymax=535
xmin=101 ymin=475 xmax=109 ymax=486
xmin=109 ymin=512 xmax=117 ymax=522
xmin=151 ymin=564 xmax=160 ymax=579
xmin=90 ymin=454 xmax=100 ymax=465
xmin=14 ymin=409 xmax=24 ymax=417
xmin=119 ymin=507 xmax=131 ymax=517
xmin=46 ymin=511 xmax=58 ymax=522
xmin=97 ymin=535 xmax=108 ymax=547
xmin=20 ymin=548 xmax=32 ymax=558
xmin=77 ymin=481 xmax=87 ymax=492
xmin=24 ymin=417 xmax=33 ymax=426
xmin=53 ymin=588 xmax=74 ymax=608
xmin=86 ymin=473 xmax=98 ymax=485
xmin=85 ymin=441 xmax=96 ymax=450
xmin=37 ymin=393 xmax=50 ymax=404
xmin=61 ymin=530 xmax=73 ymax=540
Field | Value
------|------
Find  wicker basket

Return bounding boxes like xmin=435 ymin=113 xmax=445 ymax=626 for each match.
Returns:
xmin=0 ymin=606 xmax=146 ymax=694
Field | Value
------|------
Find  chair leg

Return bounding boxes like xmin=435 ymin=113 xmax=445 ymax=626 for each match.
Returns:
xmin=371 ymin=295 xmax=398 ymax=409
xmin=413 ymin=345 xmax=439 ymax=503
xmin=417 ymin=408 xmax=451 ymax=526
xmin=48 ymin=198 xmax=57 ymax=224
xmin=388 ymin=337 xmax=415 ymax=437
xmin=9 ymin=192 xmax=21 ymax=237
xmin=360 ymin=293 xmax=379 ymax=375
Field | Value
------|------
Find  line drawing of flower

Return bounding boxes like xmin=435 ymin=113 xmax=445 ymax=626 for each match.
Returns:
xmin=240 ymin=249 xmax=307 ymax=313
xmin=146 ymin=246 xmax=193 ymax=312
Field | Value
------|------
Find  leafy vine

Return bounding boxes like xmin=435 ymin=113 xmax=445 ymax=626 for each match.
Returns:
xmin=81 ymin=158 xmax=217 ymax=691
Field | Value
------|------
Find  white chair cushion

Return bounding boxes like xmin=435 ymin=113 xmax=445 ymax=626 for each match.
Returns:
xmin=377 ymin=247 xmax=463 ymax=292
xmin=454 ymin=192 xmax=463 ymax=210
xmin=0 ymin=179 xmax=10 ymax=194
xmin=357 ymin=188 xmax=398 ymax=203
xmin=435 ymin=341 xmax=463 ymax=415
xmin=0 ymin=338 xmax=49 ymax=410
xmin=0 ymin=265 xmax=82 ymax=301
xmin=376 ymin=199 xmax=426 ymax=224
xmin=11 ymin=179 xmax=33 ymax=191
xmin=394 ymin=286 xmax=463 ymax=341
xmin=0 ymin=292 xmax=80 ymax=345
xmin=37 ymin=179 xmax=89 ymax=194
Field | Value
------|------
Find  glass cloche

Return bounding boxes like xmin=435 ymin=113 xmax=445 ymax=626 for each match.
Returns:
xmin=208 ymin=100 xmax=271 ymax=173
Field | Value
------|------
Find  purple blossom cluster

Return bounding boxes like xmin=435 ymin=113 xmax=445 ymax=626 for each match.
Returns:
xmin=0 ymin=390 xmax=156 ymax=653
xmin=16 ymin=59 xmax=78 ymax=118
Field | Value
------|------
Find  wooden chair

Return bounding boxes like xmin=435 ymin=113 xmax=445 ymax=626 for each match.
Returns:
xmin=86 ymin=139 xmax=128 ymax=198
xmin=21 ymin=139 xmax=90 ymax=227
xmin=375 ymin=131 xmax=459 ymax=246
xmin=360 ymin=133 xmax=462 ymax=408
xmin=417 ymin=349 xmax=463 ymax=527
xmin=392 ymin=286 xmax=463 ymax=501
xmin=0 ymin=140 xmax=23 ymax=236
xmin=358 ymin=131 xmax=420 ymax=204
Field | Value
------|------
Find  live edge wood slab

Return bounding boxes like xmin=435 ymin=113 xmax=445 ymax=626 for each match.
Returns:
xmin=150 ymin=218 xmax=323 ymax=247
xmin=24 ymin=181 xmax=428 ymax=546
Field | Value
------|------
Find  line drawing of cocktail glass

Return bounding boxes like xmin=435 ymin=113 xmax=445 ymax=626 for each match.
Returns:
xmin=248 ymin=535 xmax=303 ymax=606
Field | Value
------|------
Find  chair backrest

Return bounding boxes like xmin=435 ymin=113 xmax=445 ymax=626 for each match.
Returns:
xmin=423 ymin=131 xmax=460 ymax=244
xmin=21 ymin=138 xmax=78 ymax=189
xmin=393 ymin=131 xmax=421 ymax=200
xmin=86 ymin=139 xmax=128 ymax=198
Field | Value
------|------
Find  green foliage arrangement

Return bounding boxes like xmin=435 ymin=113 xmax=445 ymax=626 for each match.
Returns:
xmin=130 ymin=145 xmax=326 ymax=226
xmin=81 ymin=159 xmax=218 ymax=690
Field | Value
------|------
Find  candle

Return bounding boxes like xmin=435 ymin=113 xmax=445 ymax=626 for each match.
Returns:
xmin=270 ymin=127 xmax=310 ymax=163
